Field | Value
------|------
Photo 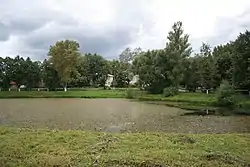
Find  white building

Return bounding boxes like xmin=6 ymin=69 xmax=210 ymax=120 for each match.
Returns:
xmin=129 ymin=75 xmax=139 ymax=85
xmin=105 ymin=74 xmax=114 ymax=88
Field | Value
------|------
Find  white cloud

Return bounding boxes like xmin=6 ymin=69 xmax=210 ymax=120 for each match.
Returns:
xmin=0 ymin=36 xmax=25 ymax=57
xmin=0 ymin=0 xmax=250 ymax=59
xmin=130 ymin=0 xmax=250 ymax=51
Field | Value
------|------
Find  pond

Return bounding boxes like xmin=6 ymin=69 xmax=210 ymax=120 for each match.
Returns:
xmin=0 ymin=99 xmax=249 ymax=133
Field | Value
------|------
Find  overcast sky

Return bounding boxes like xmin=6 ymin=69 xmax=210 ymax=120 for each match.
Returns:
xmin=0 ymin=0 xmax=250 ymax=60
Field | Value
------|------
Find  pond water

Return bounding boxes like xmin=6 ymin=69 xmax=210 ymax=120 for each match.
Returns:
xmin=0 ymin=99 xmax=249 ymax=133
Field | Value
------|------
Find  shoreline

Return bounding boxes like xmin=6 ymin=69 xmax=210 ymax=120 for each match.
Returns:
xmin=0 ymin=90 xmax=249 ymax=112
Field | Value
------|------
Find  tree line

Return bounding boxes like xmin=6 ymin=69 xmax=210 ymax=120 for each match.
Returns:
xmin=133 ymin=22 xmax=250 ymax=94
xmin=0 ymin=52 xmax=134 ymax=91
xmin=0 ymin=21 xmax=249 ymax=93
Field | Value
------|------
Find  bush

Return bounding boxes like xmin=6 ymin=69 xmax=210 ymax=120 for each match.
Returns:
xmin=216 ymin=81 xmax=236 ymax=106
xmin=126 ymin=89 xmax=137 ymax=99
xmin=163 ymin=86 xmax=179 ymax=97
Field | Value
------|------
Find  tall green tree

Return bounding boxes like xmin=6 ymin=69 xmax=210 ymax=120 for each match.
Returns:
xmin=133 ymin=49 xmax=169 ymax=93
xmin=213 ymin=43 xmax=233 ymax=86
xmin=133 ymin=22 xmax=192 ymax=93
xmin=23 ymin=57 xmax=41 ymax=89
xmin=69 ymin=55 xmax=89 ymax=87
xmin=0 ymin=57 xmax=4 ymax=89
xmin=9 ymin=56 xmax=26 ymax=90
xmin=48 ymin=40 xmax=80 ymax=91
xmin=81 ymin=53 xmax=107 ymax=87
xmin=109 ymin=60 xmax=131 ymax=87
xmin=165 ymin=21 xmax=192 ymax=87
xmin=119 ymin=48 xmax=133 ymax=63
xmin=0 ymin=56 xmax=41 ymax=90
xmin=42 ymin=59 xmax=61 ymax=90
xmin=182 ymin=57 xmax=200 ymax=91
xmin=119 ymin=47 xmax=142 ymax=63
xmin=232 ymin=30 xmax=250 ymax=89
xmin=0 ymin=57 xmax=13 ymax=89
xmin=196 ymin=43 xmax=216 ymax=90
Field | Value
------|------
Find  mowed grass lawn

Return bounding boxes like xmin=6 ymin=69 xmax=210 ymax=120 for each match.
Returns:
xmin=1 ymin=90 xmax=250 ymax=111
xmin=1 ymin=90 xmax=250 ymax=109
xmin=0 ymin=127 xmax=250 ymax=167
xmin=0 ymin=89 xmax=126 ymax=98
xmin=0 ymin=89 xmax=215 ymax=102
xmin=139 ymin=92 xmax=250 ymax=110
xmin=139 ymin=93 xmax=216 ymax=104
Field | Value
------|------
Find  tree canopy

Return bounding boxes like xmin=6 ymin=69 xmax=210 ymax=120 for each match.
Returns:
xmin=48 ymin=40 xmax=81 ymax=91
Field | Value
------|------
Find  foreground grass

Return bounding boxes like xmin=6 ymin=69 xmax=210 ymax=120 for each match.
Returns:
xmin=0 ymin=127 xmax=250 ymax=167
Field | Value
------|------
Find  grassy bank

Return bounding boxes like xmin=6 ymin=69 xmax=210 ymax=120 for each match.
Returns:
xmin=1 ymin=90 xmax=250 ymax=111
xmin=137 ymin=92 xmax=250 ymax=111
xmin=139 ymin=93 xmax=215 ymax=104
xmin=137 ymin=93 xmax=217 ymax=110
xmin=0 ymin=89 xmax=126 ymax=98
xmin=0 ymin=127 xmax=250 ymax=167
xmin=0 ymin=90 xmax=215 ymax=103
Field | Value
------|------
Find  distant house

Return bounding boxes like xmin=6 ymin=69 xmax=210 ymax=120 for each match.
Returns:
xmin=129 ymin=75 xmax=139 ymax=85
xmin=10 ymin=81 xmax=16 ymax=85
xmin=39 ymin=80 xmax=45 ymax=88
xmin=9 ymin=81 xmax=17 ymax=90
xmin=10 ymin=81 xmax=17 ymax=89
xmin=20 ymin=85 xmax=26 ymax=88
xmin=105 ymin=74 xmax=114 ymax=88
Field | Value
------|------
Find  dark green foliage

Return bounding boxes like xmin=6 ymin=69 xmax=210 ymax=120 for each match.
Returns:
xmin=216 ymin=81 xmax=236 ymax=106
xmin=163 ymin=86 xmax=179 ymax=97
xmin=109 ymin=60 xmax=131 ymax=88
xmin=165 ymin=21 xmax=192 ymax=87
xmin=196 ymin=43 xmax=216 ymax=89
xmin=119 ymin=47 xmax=142 ymax=63
xmin=0 ymin=56 xmax=41 ymax=89
xmin=232 ymin=31 xmax=250 ymax=89
xmin=81 ymin=53 xmax=108 ymax=87
xmin=24 ymin=58 xmax=42 ymax=89
xmin=132 ymin=50 xmax=165 ymax=93
xmin=48 ymin=40 xmax=81 ymax=89
xmin=42 ymin=59 xmax=61 ymax=90
xmin=181 ymin=57 xmax=199 ymax=91
xmin=132 ymin=21 xmax=192 ymax=94
xmin=213 ymin=43 xmax=234 ymax=86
